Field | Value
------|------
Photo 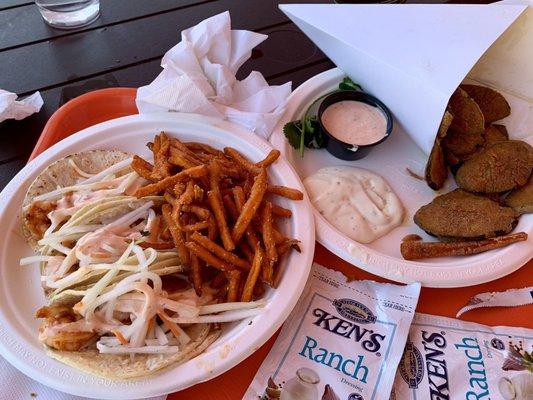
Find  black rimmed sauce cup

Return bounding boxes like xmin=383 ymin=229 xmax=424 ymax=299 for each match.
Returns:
xmin=318 ymin=91 xmax=393 ymax=161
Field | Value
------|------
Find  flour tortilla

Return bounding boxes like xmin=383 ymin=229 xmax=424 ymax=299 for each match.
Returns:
xmin=22 ymin=150 xmax=132 ymax=250
xmin=47 ymin=323 xmax=221 ymax=380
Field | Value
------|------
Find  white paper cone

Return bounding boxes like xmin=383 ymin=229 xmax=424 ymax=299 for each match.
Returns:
xmin=280 ymin=3 xmax=527 ymax=154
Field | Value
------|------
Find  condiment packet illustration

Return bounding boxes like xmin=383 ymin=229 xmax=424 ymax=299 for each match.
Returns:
xmin=245 ymin=263 xmax=421 ymax=400
xmin=457 ymin=287 xmax=533 ymax=317
xmin=391 ymin=313 xmax=533 ymax=400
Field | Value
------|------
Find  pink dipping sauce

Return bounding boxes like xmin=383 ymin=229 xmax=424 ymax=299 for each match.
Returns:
xmin=321 ymin=100 xmax=387 ymax=145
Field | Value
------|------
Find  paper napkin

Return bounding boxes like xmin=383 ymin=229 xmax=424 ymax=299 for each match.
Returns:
xmin=0 ymin=354 xmax=167 ymax=400
xmin=0 ymin=89 xmax=43 ymax=122
xmin=136 ymin=11 xmax=291 ymax=139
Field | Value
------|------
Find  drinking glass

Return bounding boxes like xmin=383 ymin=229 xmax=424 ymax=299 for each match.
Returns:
xmin=35 ymin=0 xmax=100 ymax=29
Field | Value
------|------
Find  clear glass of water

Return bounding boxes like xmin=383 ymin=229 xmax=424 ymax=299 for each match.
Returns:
xmin=35 ymin=0 xmax=100 ymax=29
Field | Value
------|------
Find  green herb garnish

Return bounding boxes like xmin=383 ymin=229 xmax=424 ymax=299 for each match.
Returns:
xmin=339 ymin=77 xmax=363 ymax=91
xmin=283 ymin=77 xmax=362 ymax=157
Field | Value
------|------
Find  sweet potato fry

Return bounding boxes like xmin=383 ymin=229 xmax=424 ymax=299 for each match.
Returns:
xmin=193 ymin=184 xmax=204 ymax=202
xmin=256 ymin=149 xmax=280 ymax=168
xmin=169 ymin=154 xmax=199 ymax=169
xmin=190 ymin=231 xmax=250 ymax=270
xmin=241 ymin=247 xmax=263 ymax=302
xmin=173 ymin=180 xmax=195 ymax=223
xmin=261 ymin=202 xmax=278 ymax=265
xmin=190 ymin=253 xmax=202 ymax=296
xmin=134 ymin=165 xmax=208 ymax=197
xmin=271 ymin=204 xmax=292 ymax=218
xmin=276 ymin=238 xmax=301 ymax=256
xmin=226 ymin=270 xmax=241 ymax=302
xmin=151 ymin=133 xmax=173 ymax=180
xmin=400 ymin=232 xmax=528 ymax=260
xmin=185 ymin=142 xmax=224 ymax=156
xmin=239 ymin=242 xmax=255 ymax=264
xmin=233 ymin=186 xmax=262 ymax=250
xmin=266 ymin=185 xmax=304 ymax=200
xmin=185 ymin=242 xmax=235 ymax=271
xmin=131 ymin=155 xmax=154 ymax=181
xmin=182 ymin=204 xmax=209 ymax=219
xmin=232 ymin=169 xmax=268 ymax=244
xmin=222 ymin=194 xmax=239 ymax=221
xmin=173 ymin=182 xmax=186 ymax=197
xmin=261 ymin=254 xmax=274 ymax=286
xmin=208 ymin=191 xmax=234 ymax=251
xmin=162 ymin=204 xmax=190 ymax=265
xmin=224 ymin=147 xmax=261 ymax=174
xmin=208 ymin=161 xmax=235 ymax=251
xmin=182 ymin=220 xmax=211 ymax=232
xmin=139 ymin=241 xmax=175 ymax=250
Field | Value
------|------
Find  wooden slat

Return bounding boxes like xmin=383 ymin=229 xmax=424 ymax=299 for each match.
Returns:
xmin=0 ymin=157 xmax=27 ymax=190
xmin=0 ymin=1 xmax=32 ymax=11
xmin=0 ymin=22 xmax=328 ymax=163
xmin=0 ymin=0 xmax=325 ymax=95
xmin=0 ymin=0 xmax=213 ymax=51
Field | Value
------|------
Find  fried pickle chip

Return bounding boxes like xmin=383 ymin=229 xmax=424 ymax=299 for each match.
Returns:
xmin=492 ymin=124 xmax=508 ymax=137
xmin=442 ymin=88 xmax=485 ymax=157
xmin=482 ymin=124 xmax=508 ymax=148
xmin=446 ymin=124 xmax=509 ymax=167
xmin=456 ymin=140 xmax=533 ymax=193
xmin=504 ymin=175 xmax=533 ymax=214
xmin=414 ymin=189 xmax=518 ymax=240
xmin=425 ymin=111 xmax=453 ymax=190
xmin=460 ymin=84 xmax=511 ymax=123
xmin=425 ymin=141 xmax=448 ymax=190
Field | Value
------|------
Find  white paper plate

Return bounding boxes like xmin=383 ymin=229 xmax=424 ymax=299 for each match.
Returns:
xmin=271 ymin=68 xmax=532 ymax=288
xmin=0 ymin=113 xmax=315 ymax=399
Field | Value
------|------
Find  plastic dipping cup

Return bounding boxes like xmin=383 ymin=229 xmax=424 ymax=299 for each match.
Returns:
xmin=35 ymin=0 xmax=100 ymax=29
xmin=318 ymin=91 xmax=393 ymax=161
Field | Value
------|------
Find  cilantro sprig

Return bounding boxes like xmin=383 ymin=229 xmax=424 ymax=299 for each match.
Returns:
xmin=283 ymin=77 xmax=362 ymax=157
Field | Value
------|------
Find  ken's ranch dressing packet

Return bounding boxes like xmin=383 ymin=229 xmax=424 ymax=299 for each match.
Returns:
xmin=245 ymin=263 xmax=421 ymax=400
xmin=391 ymin=313 xmax=533 ymax=400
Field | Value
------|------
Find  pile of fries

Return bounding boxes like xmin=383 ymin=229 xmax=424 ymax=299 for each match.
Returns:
xmin=132 ymin=133 xmax=302 ymax=302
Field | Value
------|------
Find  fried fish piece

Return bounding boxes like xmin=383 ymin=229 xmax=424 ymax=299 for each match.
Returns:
xmin=414 ymin=189 xmax=518 ymax=240
xmin=456 ymin=140 xmax=533 ymax=193
xmin=504 ymin=175 xmax=533 ymax=214
xmin=460 ymin=84 xmax=511 ymax=123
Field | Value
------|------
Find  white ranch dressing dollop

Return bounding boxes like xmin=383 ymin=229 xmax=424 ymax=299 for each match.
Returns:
xmin=304 ymin=166 xmax=403 ymax=244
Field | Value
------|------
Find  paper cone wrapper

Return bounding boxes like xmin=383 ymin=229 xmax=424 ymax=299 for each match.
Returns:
xmin=280 ymin=2 xmax=531 ymax=154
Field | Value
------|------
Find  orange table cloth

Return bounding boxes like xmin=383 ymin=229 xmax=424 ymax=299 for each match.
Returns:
xmin=32 ymin=88 xmax=532 ymax=400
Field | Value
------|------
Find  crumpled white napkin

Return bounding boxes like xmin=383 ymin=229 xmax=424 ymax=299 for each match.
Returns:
xmin=136 ymin=11 xmax=291 ymax=139
xmin=0 ymin=355 xmax=167 ymax=400
xmin=0 ymin=89 xmax=43 ymax=121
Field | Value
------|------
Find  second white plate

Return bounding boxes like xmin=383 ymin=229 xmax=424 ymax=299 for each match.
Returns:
xmin=271 ymin=68 xmax=532 ymax=288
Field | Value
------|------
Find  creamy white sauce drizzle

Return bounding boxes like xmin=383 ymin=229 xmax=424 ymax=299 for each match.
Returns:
xmin=304 ymin=166 xmax=403 ymax=244
xmin=321 ymin=100 xmax=387 ymax=145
